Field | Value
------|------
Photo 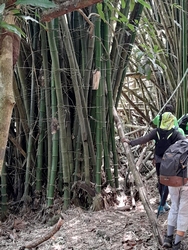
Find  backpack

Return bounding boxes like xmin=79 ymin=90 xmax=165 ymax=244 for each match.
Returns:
xmin=178 ymin=114 xmax=188 ymax=134
xmin=154 ymin=128 xmax=175 ymax=157
xmin=160 ymin=139 xmax=188 ymax=187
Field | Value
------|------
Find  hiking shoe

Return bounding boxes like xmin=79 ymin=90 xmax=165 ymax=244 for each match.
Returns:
xmin=157 ymin=205 xmax=166 ymax=214
xmin=164 ymin=202 xmax=171 ymax=211
xmin=172 ymin=241 xmax=184 ymax=250
xmin=163 ymin=235 xmax=173 ymax=248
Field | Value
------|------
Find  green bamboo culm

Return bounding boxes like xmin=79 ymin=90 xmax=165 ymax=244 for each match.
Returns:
xmin=78 ymin=13 xmax=87 ymax=78
xmin=72 ymin=11 xmax=82 ymax=67
xmin=111 ymin=0 xmax=131 ymax=92
xmin=182 ymin=0 xmax=187 ymax=114
xmin=53 ymin=18 xmax=73 ymax=192
xmin=0 ymin=161 xmax=7 ymax=219
xmin=47 ymin=76 xmax=59 ymax=206
xmin=58 ymin=145 xmax=63 ymax=195
xmin=68 ymin=10 xmax=97 ymax=178
xmin=22 ymin=18 xmax=39 ymax=202
xmin=102 ymin=3 xmax=116 ymax=188
xmin=32 ymin=15 xmax=45 ymax=194
xmin=115 ymin=2 xmax=144 ymax=107
xmin=36 ymin=83 xmax=46 ymax=193
xmin=101 ymin=57 xmax=114 ymax=187
xmin=72 ymin=12 xmax=90 ymax=183
xmin=46 ymin=20 xmax=61 ymax=206
xmin=59 ymin=15 xmax=91 ymax=186
xmin=40 ymin=27 xmax=52 ymax=193
xmin=17 ymin=56 xmax=30 ymax=124
xmin=94 ymin=11 xmax=102 ymax=194
xmin=46 ymin=20 xmax=70 ymax=209
xmin=80 ymin=12 xmax=97 ymax=179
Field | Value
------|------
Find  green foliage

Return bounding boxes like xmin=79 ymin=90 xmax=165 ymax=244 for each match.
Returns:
xmin=96 ymin=3 xmax=105 ymax=22
xmin=0 ymin=3 xmax=47 ymax=37
xmin=15 ymin=0 xmax=57 ymax=8
xmin=97 ymin=1 xmax=135 ymax=31
xmin=121 ymin=0 xmax=126 ymax=9
xmin=155 ymin=59 xmax=167 ymax=71
xmin=10 ymin=9 xmax=20 ymax=15
xmin=0 ymin=21 xmax=25 ymax=37
xmin=171 ymin=3 xmax=182 ymax=10
xmin=0 ymin=3 xmax=5 ymax=23
xmin=0 ymin=4 xmax=5 ymax=16
xmin=144 ymin=64 xmax=151 ymax=80
xmin=137 ymin=0 xmax=151 ymax=9
xmin=135 ymin=42 xmax=167 ymax=80
xmin=97 ymin=0 xmax=150 ymax=31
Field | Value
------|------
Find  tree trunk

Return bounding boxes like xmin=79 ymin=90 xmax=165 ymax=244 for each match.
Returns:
xmin=0 ymin=14 xmax=16 ymax=175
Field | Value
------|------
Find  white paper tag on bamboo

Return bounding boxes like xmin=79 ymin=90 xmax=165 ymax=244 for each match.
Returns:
xmin=92 ymin=70 xmax=101 ymax=90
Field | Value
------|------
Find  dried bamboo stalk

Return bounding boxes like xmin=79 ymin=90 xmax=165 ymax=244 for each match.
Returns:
xmin=113 ymin=106 xmax=163 ymax=246
xmin=20 ymin=217 xmax=64 ymax=250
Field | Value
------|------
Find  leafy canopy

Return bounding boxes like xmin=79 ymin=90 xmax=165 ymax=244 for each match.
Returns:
xmin=15 ymin=0 xmax=57 ymax=8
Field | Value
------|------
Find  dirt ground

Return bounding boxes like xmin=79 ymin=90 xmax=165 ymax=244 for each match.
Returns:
xmin=0 ymin=178 xmax=188 ymax=250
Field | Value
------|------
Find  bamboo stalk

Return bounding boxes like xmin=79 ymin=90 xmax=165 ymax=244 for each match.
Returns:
xmin=59 ymin=15 xmax=91 ymax=186
xmin=22 ymin=24 xmax=38 ymax=200
xmin=103 ymin=4 xmax=117 ymax=188
xmin=113 ymin=106 xmax=163 ymax=246
xmin=36 ymin=84 xmax=45 ymax=192
xmin=40 ymin=28 xmax=52 ymax=193
xmin=115 ymin=2 xmax=144 ymax=107
xmin=94 ymin=10 xmax=102 ymax=193
xmin=182 ymin=0 xmax=188 ymax=113
xmin=1 ymin=162 xmax=7 ymax=219
xmin=21 ymin=217 xmax=64 ymax=249
xmin=46 ymin=21 xmax=70 ymax=208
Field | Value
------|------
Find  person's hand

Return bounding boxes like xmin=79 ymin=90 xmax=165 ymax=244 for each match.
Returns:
xmin=121 ymin=137 xmax=130 ymax=144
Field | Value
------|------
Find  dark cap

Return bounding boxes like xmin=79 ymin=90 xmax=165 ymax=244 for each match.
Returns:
xmin=163 ymin=104 xmax=174 ymax=113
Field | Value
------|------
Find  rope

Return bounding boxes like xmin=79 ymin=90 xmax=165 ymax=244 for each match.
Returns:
xmin=157 ymin=68 xmax=188 ymax=116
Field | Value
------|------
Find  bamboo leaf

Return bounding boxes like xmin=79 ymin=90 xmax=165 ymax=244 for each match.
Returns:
xmin=15 ymin=0 xmax=57 ymax=8
xmin=96 ymin=3 xmax=106 ymax=22
xmin=105 ymin=2 xmax=135 ymax=31
xmin=106 ymin=2 xmax=128 ymax=22
xmin=20 ymin=15 xmax=47 ymax=29
xmin=138 ymin=65 xmax=144 ymax=75
xmin=111 ymin=16 xmax=135 ymax=31
xmin=155 ymin=59 xmax=167 ymax=71
xmin=121 ymin=0 xmax=126 ymax=9
xmin=145 ymin=64 xmax=151 ymax=80
xmin=153 ymin=45 xmax=159 ymax=53
xmin=0 ymin=3 xmax=5 ymax=15
xmin=137 ymin=0 xmax=151 ymax=9
xmin=10 ymin=9 xmax=20 ymax=15
xmin=171 ymin=3 xmax=182 ymax=10
xmin=0 ymin=21 xmax=25 ymax=37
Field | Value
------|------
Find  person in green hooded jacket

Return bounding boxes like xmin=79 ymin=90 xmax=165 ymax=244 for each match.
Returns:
xmin=123 ymin=112 xmax=185 ymax=214
xmin=177 ymin=114 xmax=188 ymax=135
xmin=152 ymin=104 xmax=185 ymax=136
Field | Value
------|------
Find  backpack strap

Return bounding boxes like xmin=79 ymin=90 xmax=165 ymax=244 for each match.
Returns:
xmin=156 ymin=128 xmax=174 ymax=140
xmin=167 ymin=131 xmax=173 ymax=139
xmin=156 ymin=130 xmax=160 ymax=140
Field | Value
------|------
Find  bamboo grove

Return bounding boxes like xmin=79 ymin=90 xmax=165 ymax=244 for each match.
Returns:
xmin=0 ymin=0 xmax=187 ymax=218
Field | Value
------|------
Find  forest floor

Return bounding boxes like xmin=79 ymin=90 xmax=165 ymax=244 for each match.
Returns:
xmin=0 ymin=178 xmax=188 ymax=250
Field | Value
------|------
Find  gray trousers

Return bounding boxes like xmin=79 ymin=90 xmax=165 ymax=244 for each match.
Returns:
xmin=168 ymin=184 xmax=188 ymax=232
